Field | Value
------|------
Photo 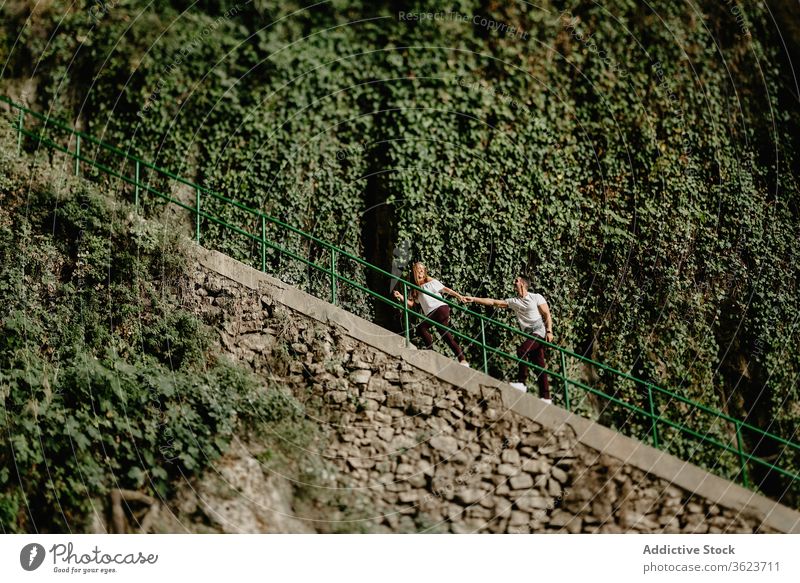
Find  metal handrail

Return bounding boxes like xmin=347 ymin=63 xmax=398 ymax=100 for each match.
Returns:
xmin=4 ymin=94 xmax=798 ymax=495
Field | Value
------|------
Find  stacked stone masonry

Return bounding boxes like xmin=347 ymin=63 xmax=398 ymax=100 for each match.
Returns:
xmin=174 ymin=260 xmax=789 ymax=534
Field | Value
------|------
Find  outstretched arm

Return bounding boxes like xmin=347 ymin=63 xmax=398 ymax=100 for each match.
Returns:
xmin=463 ymin=296 xmax=509 ymax=308
xmin=441 ymin=286 xmax=466 ymax=303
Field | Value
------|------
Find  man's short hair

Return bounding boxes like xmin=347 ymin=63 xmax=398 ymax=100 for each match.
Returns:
xmin=517 ymin=275 xmax=531 ymax=288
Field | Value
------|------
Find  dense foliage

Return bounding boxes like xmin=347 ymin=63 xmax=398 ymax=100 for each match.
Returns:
xmin=0 ymin=142 xmax=303 ymax=532
xmin=2 ymin=1 xmax=798 ymax=502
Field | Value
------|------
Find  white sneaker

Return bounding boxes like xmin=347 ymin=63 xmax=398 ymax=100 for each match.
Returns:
xmin=509 ymin=382 xmax=527 ymax=392
xmin=460 ymin=361 xmax=470 ymax=367
xmin=541 ymin=398 xmax=552 ymax=404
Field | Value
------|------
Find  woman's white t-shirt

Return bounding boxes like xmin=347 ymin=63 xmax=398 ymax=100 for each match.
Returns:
xmin=417 ymin=279 xmax=447 ymax=315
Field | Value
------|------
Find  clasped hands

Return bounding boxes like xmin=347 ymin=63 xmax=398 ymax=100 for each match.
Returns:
xmin=447 ymin=293 xmax=475 ymax=304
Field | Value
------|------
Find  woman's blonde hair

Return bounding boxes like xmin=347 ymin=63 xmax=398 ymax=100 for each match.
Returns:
xmin=410 ymin=262 xmax=432 ymax=299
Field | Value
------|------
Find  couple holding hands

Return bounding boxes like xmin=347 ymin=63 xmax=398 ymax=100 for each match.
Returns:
xmin=393 ymin=262 xmax=553 ymax=403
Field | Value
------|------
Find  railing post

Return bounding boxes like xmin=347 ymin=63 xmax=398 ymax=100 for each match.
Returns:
xmin=330 ymin=248 xmax=337 ymax=305
xmin=195 ymin=187 xmax=201 ymax=243
xmin=647 ymin=384 xmax=659 ymax=448
xmin=74 ymin=134 xmax=81 ymax=176
xmin=134 ymin=160 xmax=140 ymax=212
xmin=260 ymin=214 xmax=266 ymax=273
xmin=17 ymin=109 xmax=24 ymax=155
xmin=561 ymin=351 xmax=571 ymax=412
xmin=402 ymin=282 xmax=410 ymax=346
xmin=735 ymin=421 xmax=750 ymax=489
xmin=480 ymin=318 xmax=488 ymax=374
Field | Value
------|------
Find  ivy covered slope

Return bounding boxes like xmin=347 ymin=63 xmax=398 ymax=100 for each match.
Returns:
xmin=1 ymin=1 xmax=799 ymax=497
xmin=0 ymin=139 xmax=306 ymax=533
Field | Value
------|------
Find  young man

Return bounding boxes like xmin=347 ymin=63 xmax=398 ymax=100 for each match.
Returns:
xmin=464 ymin=276 xmax=553 ymax=403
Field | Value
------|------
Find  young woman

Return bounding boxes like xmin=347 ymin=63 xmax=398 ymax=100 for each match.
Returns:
xmin=393 ymin=262 xmax=470 ymax=366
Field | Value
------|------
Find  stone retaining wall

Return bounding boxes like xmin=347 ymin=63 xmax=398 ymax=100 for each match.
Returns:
xmin=172 ymin=249 xmax=800 ymax=534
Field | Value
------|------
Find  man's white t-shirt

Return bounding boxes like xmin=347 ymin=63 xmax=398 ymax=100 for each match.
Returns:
xmin=505 ymin=292 xmax=547 ymax=337
xmin=417 ymin=279 xmax=447 ymax=315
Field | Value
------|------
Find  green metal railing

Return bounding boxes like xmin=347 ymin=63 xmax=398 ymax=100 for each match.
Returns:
xmin=3 ymin=94 xmax=799 ymax=497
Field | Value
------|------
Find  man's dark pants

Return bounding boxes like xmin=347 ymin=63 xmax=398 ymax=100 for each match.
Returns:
xmin=517 ymin=334 xmax=550 ymax=399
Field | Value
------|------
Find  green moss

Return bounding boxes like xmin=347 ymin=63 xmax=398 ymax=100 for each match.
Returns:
xmin=0 ymin=144 xmax=305 ymax=533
